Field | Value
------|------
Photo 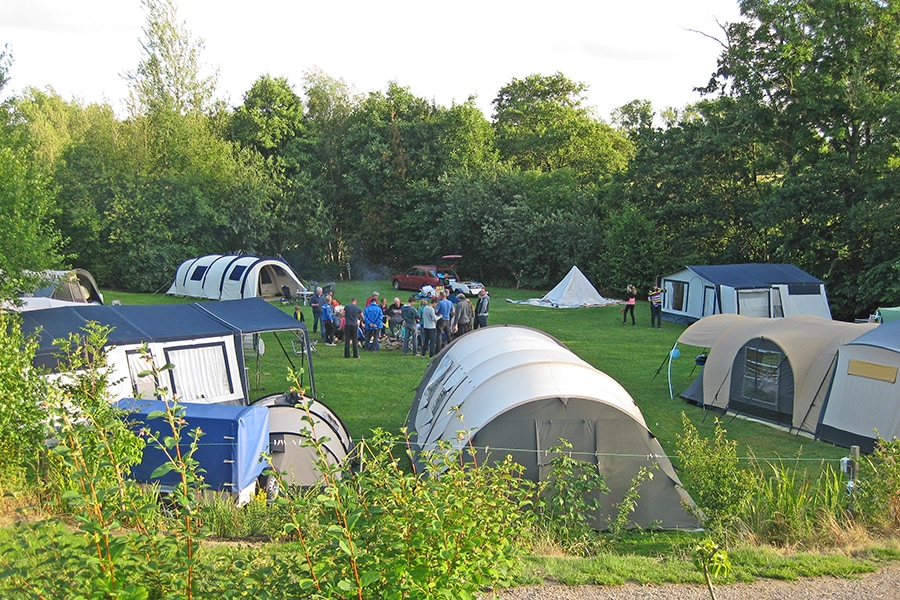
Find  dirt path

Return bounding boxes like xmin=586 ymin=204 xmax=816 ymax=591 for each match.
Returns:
xmin=484 ymin=562 xmax=900 ymax=600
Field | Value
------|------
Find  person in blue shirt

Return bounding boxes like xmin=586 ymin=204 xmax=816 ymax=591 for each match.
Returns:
xmin=321 ymin=298 xmax=335 ymax=345
xmin=363 ymin=300 xmax=384 ymax=351
xmin=435 ymin=291 xmax=455 ymax=351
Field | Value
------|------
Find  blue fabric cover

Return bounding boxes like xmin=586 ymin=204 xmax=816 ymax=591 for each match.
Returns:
xmin=118 ymin=398 xmax=269 ymax=493
xmin=687 ymin=264 xmax=822 ymax=289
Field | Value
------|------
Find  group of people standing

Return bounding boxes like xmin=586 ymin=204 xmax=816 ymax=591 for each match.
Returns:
xmin=307 ymin=286 xmax=490 ymax=359
xmin=404 ymin=288 xmax=490 ymax=358
xmin=621 ymin=283 xmax=665 ymax=328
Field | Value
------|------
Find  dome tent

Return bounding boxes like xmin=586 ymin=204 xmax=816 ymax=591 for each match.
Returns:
xmin=167 ymin=254 xmax=306 ymax=301
xmin=405 ymin=325 xmax=698 ymax=530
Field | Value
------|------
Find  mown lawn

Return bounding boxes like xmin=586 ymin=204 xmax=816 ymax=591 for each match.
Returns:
xmin=106 ymin=280 xmax=848 ymax=467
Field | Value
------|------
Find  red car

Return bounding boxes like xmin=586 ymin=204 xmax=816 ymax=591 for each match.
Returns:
xmin=391 ymin=255 xmax=484 ymax=295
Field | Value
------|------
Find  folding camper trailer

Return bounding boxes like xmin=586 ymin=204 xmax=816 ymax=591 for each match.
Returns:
xmin=22 ymin=299 xmax=352 ymax=495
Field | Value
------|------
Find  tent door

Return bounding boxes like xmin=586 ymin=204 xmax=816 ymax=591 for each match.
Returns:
xmin=535 ymin=418 xmax=598 ymax=480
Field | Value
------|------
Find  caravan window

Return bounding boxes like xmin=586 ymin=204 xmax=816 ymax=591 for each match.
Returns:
xmin=229 ymin=265 xmax=247 ymax=281
xmin=164 ymin=342 xmax=234 ymax=403
xmin=126 ymin=350 xmax=158 ymax=399
xmin=190 ymin=266 xmax=208 ymax=281
xmin=772 ymin=288 xmax=784 ymax=318
xmin=737 ymin=289 xmax=770 ymax=317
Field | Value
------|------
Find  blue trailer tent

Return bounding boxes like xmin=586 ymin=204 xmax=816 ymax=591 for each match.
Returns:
xmin=118 ymin=399 xmax=270 ymax=503
xmin=660 ymin=264 xmax=832 ymax=325
xmin=167 ymin=254 xmax=307 ymax=302
xmin=19 ymin=298 xmax=317 ymax=405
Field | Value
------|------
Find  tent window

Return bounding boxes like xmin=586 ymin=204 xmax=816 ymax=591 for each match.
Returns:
xmin=737 ymin=289 xmax=770 ymax=318
xmin=260 ymin=267 xmax=273 ymax=284
xmin=190 ymin=266 xmax=208 ymax=281
xmin=788 ymin=283 xmax=820 ymax=295
xmin=229 ymin=265 xmax=247 ymax=281
xmin=669 ymin=281 xmax=686 ymax=311
xmin=741 ymin=347 xmax=781 ymax=407
xmin=165 ymin=343 xmax=234 ymax=403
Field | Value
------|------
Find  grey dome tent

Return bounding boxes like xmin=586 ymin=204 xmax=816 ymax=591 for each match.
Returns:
xmin=405 ymin=325 xmax=698 ymax=530
xmin=253 ymin=392 xmax=354 ymax=488
xmin=167 ymin=254 xmax=306 ymax=301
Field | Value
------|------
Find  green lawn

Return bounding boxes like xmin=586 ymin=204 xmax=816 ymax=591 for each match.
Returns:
xmin=104 ymin=282 xmax=848 ymax=466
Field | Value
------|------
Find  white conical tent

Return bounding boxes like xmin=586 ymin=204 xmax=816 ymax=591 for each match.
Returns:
xmin=405 ymin=325 xmax=698 ymax=530
xmin=507 ymin=265 xmax=615 ymax=308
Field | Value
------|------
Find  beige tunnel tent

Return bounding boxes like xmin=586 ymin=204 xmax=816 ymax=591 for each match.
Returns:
xmin=405 ymin=325 xmax=698 ymax=530
xmin=673 ymin=315 xmax=877 ymax=435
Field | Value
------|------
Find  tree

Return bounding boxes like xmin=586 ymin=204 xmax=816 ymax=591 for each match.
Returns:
xmin=0 ymin=54 xmax=65 ymax=298
xmin=703 ymin=0 xmax=900 ymax=318
xmin=492 ymin=72 xmax=633 ymax=185
xmin=125 ymin=0 xmax=218 ymax=116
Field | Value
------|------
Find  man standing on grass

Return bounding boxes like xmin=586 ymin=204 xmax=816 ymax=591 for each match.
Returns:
xmin=343 ymin=298 xmax=363 ymax=358
xmin=310 ymin=286 xmax=324 ymax=338
xmin=420 ymin=297 xmax=439 ymax=358
xmin=435 ymin=290 xmax=455 ymax=351
xmin=474 ymin=288 xmax=490 ymax=329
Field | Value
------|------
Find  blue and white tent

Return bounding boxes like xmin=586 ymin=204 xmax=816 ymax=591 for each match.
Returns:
xmin=167 ymin=255 xmax=306 ymax=301
xmin=20 ymin=298 xmax=316 ymax=405
xmin=661 ymin=264 xmax=831 ymax=324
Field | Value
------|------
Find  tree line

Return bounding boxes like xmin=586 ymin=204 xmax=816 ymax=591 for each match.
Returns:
xmin=1 ymin=0 xmax=898 ymax=320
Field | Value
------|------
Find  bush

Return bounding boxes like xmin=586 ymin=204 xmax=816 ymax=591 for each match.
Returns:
xmin=857 ymin=437 xmax=900 ymax=531
xmin=675 ymin=413 xmax=757 ymax=539
xmin=0 ymin=313 xmax=51 ymax=492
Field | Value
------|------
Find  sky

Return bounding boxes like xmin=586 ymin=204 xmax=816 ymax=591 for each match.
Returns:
xmin=0 ymin=0 xmax=742 ymax=121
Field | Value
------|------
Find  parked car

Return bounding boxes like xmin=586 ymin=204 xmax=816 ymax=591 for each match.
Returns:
xmin=391 ymin=256 xmax=484 ymax=296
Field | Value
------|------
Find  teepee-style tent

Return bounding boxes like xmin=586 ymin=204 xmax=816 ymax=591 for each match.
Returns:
xmin=406 ymin=325 xmax=698 ymax=530
xmin=507 ymin=265 xmax=615 ymax=308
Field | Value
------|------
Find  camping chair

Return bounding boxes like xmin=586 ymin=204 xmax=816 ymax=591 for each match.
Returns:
xmin=291 ymin=332 xmax=318 ymax=356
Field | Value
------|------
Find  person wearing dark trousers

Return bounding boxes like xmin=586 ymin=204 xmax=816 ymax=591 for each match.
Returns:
xmin=622 ymin=284 xmax=637 ymax=325
xmin=420 ymin=297 xmax=439 ymax=357
xmin=648 ymin=284 xmax=664 ymax=329
xmin=342 ymin=298 xmax=363 ymax=358
xmin=310 ymin=287 xmax=323 ymax=337
xmin=473 ymin=288 xmax=490 ymax=329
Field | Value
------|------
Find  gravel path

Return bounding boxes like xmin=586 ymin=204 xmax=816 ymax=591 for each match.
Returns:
xmin=483 ymin=563 xmax=900 ymax=600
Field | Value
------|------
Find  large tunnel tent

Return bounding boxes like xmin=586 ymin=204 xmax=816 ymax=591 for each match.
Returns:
xmin=167 ymin=255 xmax=306 ymax=301
xmin=253 ymin=393 xmax=353 ymax=488
xmin=406 ymin=325 xmax=698 ymax=530
xmin=674 ymin=315 xmax=877 ymax=435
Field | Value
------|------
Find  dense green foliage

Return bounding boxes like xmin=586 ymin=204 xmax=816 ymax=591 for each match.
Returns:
xmin=1 ymin=0 xmax=899 ymax=318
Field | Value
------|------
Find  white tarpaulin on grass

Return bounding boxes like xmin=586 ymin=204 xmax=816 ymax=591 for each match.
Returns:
xmin=506 ymin=265 xmax=616 ymax=308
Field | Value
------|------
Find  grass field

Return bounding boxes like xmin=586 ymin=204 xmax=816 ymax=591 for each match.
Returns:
xmin=104 ymin=281 xmax=848 ymax=468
